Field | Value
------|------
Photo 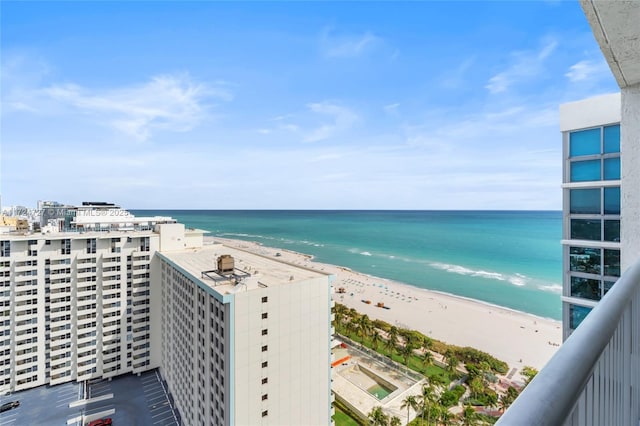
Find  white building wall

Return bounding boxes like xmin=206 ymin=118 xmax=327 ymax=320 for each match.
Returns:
xmin=158 ymin=254 xmax=332 ymax=426
xmin=233 ymin=276 xmax=331 ymax=426
xmin=158 ymin=258 xmax=230 ymax=426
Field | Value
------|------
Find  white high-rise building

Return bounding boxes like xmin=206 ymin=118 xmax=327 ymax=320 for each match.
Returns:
xmin=560 ymin=93 xmax=622 ymax=340
xmin=0 ymin=204 xmax=333 ymax=425
xmin=157 ymin=243 xmax=333 ymax=425
xmin=0 ymin=205 xmax=178 ymax=391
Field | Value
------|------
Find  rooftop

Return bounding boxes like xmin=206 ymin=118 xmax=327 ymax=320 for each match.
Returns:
xmin=160 ymin=243 xmax=328 ymax=296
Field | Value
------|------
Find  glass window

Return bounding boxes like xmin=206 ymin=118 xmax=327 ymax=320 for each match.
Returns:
xmin=603 ymin=281 xmax=616 ymax=296
xmin=571 ymin=219 xmax=601 ymax=240
xmin=570 ymin=304 xmax=592 ymax=330
xmin=604 ymin=220 xmax=620 ymax=242
xmin=604 ymin=187 xmax=621 ymax=215
xmin=603 ymin=157 xmax=620 ymax=180
xmin=570 ymin=128 xmax=601 ymax=157
xmin=603 ymin=125 xmax=620 ymax=153
xmin=570 ymin=189 xmax=600 ymax=214
xmin=603 ymin=249 xmax=621 ymax=277
xmin=570 ymin=160 xmax=600 ymax=182
xmin=569 ymin=247 xmax=601 ymax=274
xmin=570 ymin=277 xmax=601 ymax=301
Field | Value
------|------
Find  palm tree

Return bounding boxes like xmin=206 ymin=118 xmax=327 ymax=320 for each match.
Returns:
xmin=437 ymin=404 xmax=454 ymax=425
xmin=421 ymin=336 xmax=433 ymax=352
xmin=421 ymin=350 xmax=434 ymax=373
xmin=420 ymin=383 xmax=435 ymax=425
xmin=521 ymin=366 xmax=538 ymax=387
xmin=459 ymin=404 xmax=477 ymax=426
xmin=389 ymin=416 xmax=401 ymax=426
xmin=371 ymin=330 xmax=382 ymax=350
xmin=346 ymin=318 xmax=358 ymax=338
xmin=358 ymin=314 xmax=372 ymax=343
xmin=485 ymin=391 xmax=498 ymax=413
xmin=400 ymin=394 xmax=419 ymax=424
xmin=469 ymin=376 xmax=484 ymax=400
xmin=333 ymin=303 xmax=348 ymax=331
xmin=367 ymin=406 xmax=389 ymax=426
xmin=398 ymin=343 xmax=414 ymax=366
xmin=445 ymin=350 xmax=459 ymax=374
xmin=385 ymin=326 xmax=399 ymax=354
xmin=499 ymin=386 xmax=519 ymax=413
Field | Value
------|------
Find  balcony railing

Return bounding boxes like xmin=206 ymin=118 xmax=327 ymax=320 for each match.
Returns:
xmin=497 ymin=260 xmax=640 ymax=426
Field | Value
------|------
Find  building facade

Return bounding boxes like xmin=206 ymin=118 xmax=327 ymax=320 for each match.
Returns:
xmin=157 ymin=245 xmax=333 ymax=426
xmin=0 ymin=228 xmax=159 ymax=391
xmin=0 ymin=204 xmax=333 ymax=425
xmin=560 ymin=93 xmax=622 ymax=339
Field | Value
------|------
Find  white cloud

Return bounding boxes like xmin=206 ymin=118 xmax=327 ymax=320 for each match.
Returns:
xmin=565 ymin=58 xmax=610 ymax=82
xmin=485 ymin=39 xmax=558 ymax=94
xmin=303 ymin=102 xmax=358 ymax=142
xmin=38 ymin=74 xmax=230 ymax=141
xmin=321 ymin=28 xmax=380 ymax=58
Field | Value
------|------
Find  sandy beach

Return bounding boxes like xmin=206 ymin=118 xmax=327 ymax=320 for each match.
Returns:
xmin=210 ymin=236 xmax=562 ymax=380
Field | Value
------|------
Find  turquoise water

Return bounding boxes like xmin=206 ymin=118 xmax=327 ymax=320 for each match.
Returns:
xmin=133 ymin=210 xmax=562 ymax=320
xmin=367 ymin=384 xmax=393 ymax=400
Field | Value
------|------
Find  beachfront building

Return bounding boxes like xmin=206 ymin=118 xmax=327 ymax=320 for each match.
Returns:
xmin=157 ymin=245 xmax=333 ymax=425
xmin=497 ymin=1 xmax=640 ymax=424
xmin=560 ymin=93 xmax=621 ymax=340
xmin=0 ymin=204 xmax=179 ymax=391
xmin=0 ymin=203 xmax=333 ymax=425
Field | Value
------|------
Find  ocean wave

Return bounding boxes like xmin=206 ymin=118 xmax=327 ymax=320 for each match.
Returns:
xmin=429 ymin=262 xmax=530 ymax=287
xmin=361 ymin=251 xmax=372 ymax=256
xmin=538 ymin=284 xmax=562 ymax=293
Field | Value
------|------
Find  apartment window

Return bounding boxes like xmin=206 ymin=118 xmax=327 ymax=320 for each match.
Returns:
xmin=45 ymin=240 xmax=51 ymax=245
xmin=0 ymin=241 xmax=9 ymax=258
xmin=261 ymin=312 xmax=268 ymax=319
xmin=569 ymin=125 xmax=620 ymax=181
xmin=569 ymin=304 xmax=592 ymax=330
xmin=261 ymin=345 xmax=267 ymax=352
xmin=262 ymin=410 xmax=268 ymax=417
xmin=261 ymin=296 xmax=267 ymax=303
xmin=140 ymin=237 xmax=150 ymax=252
xmin=61 ymin=239 xmax=71 ymax=255
xmin=261 ymin=361 xmax=268 ymax=368
xmin=87 ymin=238 xmax=96 ymax=254
xmin=261 ymin=378 xmax=268 ymax=385
xmin=570 ymin=277 xmax=601 ymax=301
xmin=261 ymin=394 xmax=268 ymax=401
xmin=261 ymin=329 xmax=268 ymax=336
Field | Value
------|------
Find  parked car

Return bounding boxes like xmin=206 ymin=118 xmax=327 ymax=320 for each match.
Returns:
xmin=0 ymin=401 xmax=20 ymax=413
xmin=87 ymin=418 xmax=112 ymax=426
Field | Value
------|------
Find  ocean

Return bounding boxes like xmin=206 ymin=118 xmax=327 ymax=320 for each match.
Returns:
xmin=133 ymin=210 xmax=562 ymax=320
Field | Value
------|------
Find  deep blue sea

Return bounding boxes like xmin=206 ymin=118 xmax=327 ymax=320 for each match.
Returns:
xmin=134 ymin=210 xmax=562 ymax=320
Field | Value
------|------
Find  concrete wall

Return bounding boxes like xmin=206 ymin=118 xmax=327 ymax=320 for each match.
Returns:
xmin=621 ymin=84 xmax=640 ymax=271
xmin=560 ymin=93 xmax=621 ymax=131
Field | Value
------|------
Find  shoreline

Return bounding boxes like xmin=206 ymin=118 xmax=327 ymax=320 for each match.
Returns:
xmin=209 ymin=236 xmax=562 ymax=376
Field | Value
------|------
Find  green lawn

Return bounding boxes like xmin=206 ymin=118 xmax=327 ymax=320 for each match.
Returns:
xmin=333 ymin=405 xmax=362 ymax=426
xmin=337 ymin=326 xmax=451 ymax=382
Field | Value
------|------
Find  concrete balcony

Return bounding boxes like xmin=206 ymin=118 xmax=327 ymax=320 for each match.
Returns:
xmin=497 ymin=260 xmax=640 ymax=426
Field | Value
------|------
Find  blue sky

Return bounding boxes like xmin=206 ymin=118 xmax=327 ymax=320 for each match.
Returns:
xmin=1 ymin=1 xmax=618 ymax=209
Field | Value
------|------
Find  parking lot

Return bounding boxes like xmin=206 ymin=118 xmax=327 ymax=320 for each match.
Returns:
xmin=0 ymin=369 xmax=180 ymax=426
